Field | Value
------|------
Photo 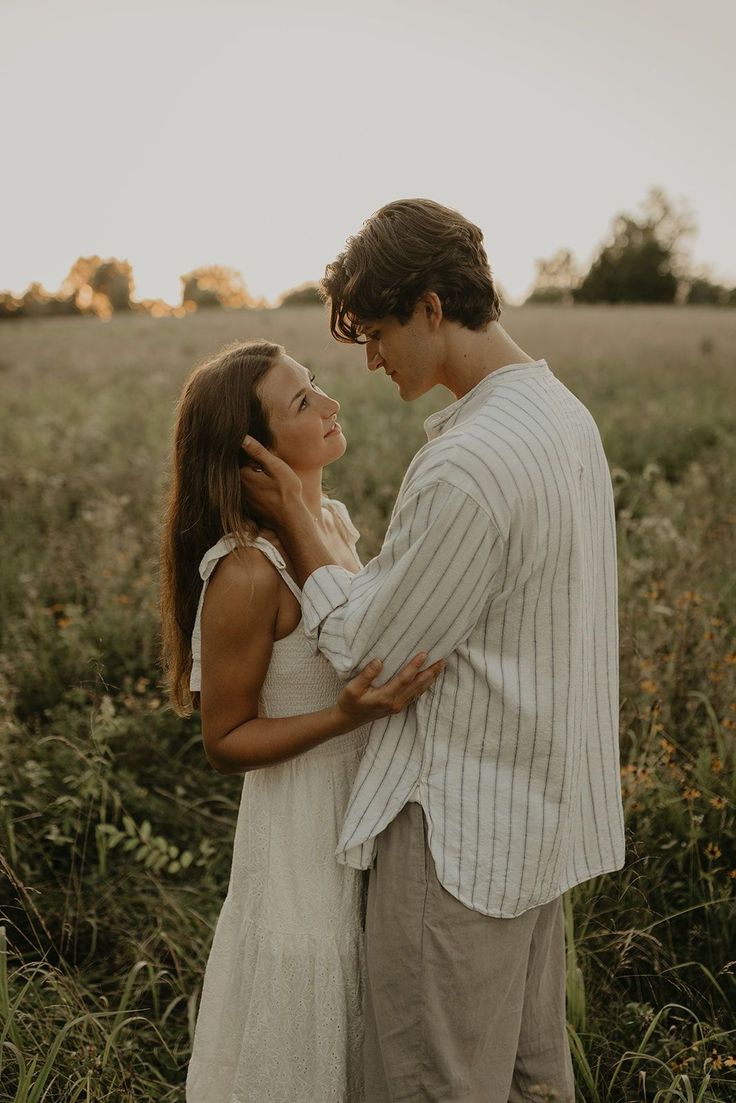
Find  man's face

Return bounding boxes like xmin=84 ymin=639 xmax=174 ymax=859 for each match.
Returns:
xmin=361 ymin=306 xmax=440 ymax=402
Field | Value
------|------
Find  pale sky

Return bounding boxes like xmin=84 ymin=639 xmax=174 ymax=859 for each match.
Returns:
xmin=2 ymin=0 xmax=734 ymax=305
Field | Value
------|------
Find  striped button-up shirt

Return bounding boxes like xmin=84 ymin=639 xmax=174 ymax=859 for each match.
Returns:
xmin=302 ymin=360 xmax=626 ymax=917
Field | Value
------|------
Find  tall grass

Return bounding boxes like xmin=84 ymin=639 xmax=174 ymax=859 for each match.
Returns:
xmin=1 ymin=305 xmax=734 ymax=1100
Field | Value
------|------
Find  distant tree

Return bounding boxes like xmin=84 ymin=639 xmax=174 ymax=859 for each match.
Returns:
xmin=0 ymin=292 xmax=24 ymax=320
xmin=526 ymin=249 xmax=580 ymax=304
xmin=574 ymin=188 xmax=695 ymax=304
xmin=91 ymin=260 xmax=134 ymax=311
xmin=61 ymin=255 xmax=134 ymax=315
xmin=279 ymin=282 xmax=323 ymax=307
xmin=685 ymin=270 xmax=736 ymax=306
xmin=180 ymin=266 xmax=253 ymax=310
xmin=19 ymin=282 xmax=80 ymax=318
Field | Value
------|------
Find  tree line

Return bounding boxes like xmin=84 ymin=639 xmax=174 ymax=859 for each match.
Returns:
xmin=0 ymin=262 xmax=325 ymax=322
xmin=526 ymin=188 xmax=735 ymax=306
xmin=1 ymin=189 xmax=733 ymax=322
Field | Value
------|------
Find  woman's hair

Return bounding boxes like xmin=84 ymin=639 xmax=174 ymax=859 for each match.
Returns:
xmin=160 ymin=339 xmax=282 ymax=716
xmin=321 ymin=198 xmax=502 ymax=343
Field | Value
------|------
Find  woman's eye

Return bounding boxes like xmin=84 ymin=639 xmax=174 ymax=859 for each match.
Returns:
xmin=299 ymin=395 xmax=309 ymax=410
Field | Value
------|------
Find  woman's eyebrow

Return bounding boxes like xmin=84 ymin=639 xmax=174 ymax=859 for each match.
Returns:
xmin=288 ymin=371 xmax=315 ymax=408
xmin=288 ymin=386 xmax=307 ymax=408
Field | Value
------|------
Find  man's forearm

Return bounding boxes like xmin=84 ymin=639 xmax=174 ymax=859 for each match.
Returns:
xmin=279 ymin=503 xmax=337 ymax=587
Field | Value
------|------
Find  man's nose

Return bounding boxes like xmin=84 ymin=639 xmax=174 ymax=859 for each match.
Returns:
xmin=366 ymin=343 xmax=382 ymax=372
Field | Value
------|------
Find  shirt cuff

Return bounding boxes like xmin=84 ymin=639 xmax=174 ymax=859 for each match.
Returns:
xmin=301 ymin=565 xmax=354 ymax=650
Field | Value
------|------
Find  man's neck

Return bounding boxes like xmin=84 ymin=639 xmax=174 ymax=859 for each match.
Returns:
xmin=440 ymin=322 xmax=535 ymax=400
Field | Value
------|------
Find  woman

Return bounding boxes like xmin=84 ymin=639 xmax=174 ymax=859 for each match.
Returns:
xmin=160 ymin=339 xmax=443 ymax=1103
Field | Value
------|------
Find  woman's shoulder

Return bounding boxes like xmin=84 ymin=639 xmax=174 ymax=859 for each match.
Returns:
xmin=204 ymin=542 xmax=281 ymax=620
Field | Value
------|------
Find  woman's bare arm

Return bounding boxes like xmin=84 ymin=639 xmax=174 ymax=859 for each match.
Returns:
xmin=199 ymin=547 xmax=443 ymax=775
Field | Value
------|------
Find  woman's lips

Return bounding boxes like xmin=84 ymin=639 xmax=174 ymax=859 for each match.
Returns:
xmin=325 ymin=423 xmax=342 ymax=437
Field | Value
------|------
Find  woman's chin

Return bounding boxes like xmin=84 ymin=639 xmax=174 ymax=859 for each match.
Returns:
xmin=324 ymin=432 xmax=347 ymax=464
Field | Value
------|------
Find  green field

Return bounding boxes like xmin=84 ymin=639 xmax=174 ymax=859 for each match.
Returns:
xmin=1 ymin=305 xmax=735 ymax=1101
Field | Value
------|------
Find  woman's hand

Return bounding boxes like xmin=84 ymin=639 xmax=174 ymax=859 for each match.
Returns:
xmin=336 ymin=652 xmax=445 ymax=726
xmin=240 ymin=436 xmax=306 ymax=533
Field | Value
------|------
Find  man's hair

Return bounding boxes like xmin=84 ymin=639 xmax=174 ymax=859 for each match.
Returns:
xmin=321 ymin=198 xmax=502 ymax=343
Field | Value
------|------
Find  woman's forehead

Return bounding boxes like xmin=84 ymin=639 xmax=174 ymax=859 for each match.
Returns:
xmin=259 ymin=355 xmax=308 ymax=409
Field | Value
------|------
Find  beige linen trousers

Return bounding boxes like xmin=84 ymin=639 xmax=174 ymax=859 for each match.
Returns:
xmin=363 ymin=803 xmax=576 ymax=1102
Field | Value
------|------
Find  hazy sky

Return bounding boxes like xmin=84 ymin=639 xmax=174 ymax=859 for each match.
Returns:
xmin=2 ymin=0 xmax=734 ymax=305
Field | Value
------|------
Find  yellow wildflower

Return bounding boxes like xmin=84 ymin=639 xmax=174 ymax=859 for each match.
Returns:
xmin=683 ymin=787 xmax=701 ymax=801
xmin=704 ymin=842 xmax=722 ymax=860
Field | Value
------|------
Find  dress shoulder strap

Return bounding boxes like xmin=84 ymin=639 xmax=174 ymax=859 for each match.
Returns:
xmin=248 ymin=536 xmax=302 ymax=601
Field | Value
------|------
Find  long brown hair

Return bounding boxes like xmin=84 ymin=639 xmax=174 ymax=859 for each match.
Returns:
xmin=322 ymin=198 xmax=502 ymax=342
xmin=160 ymin=339 xmax=282 ymax=715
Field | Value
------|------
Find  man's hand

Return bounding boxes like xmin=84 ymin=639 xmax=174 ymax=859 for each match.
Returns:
xmin=240 ymin=436 xmax=307 ymax=533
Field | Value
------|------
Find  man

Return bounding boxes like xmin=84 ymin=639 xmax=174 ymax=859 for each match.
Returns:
xmin=242 ymin=198 xmax=626 ymax=1102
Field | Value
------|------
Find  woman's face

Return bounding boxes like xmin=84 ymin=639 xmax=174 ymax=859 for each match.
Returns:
xmin=257 ymin=354 xmax=345 ymax=472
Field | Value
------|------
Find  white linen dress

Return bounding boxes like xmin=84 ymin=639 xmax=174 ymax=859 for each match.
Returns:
xmin=186 ymin=504 xmax=367 ymax=1103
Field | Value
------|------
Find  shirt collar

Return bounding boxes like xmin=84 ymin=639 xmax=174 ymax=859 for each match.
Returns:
xmin=423 ymin=359 xmax=550 ymax=440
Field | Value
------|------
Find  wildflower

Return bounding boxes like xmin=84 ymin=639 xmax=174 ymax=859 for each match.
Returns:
xmin=710 ymin=796 xmax=727 ymax=810
xmin=723 ymin=718 xmax=736 ymax=730
xmin=724 ymin=1056 xmax=736 ymax=1067
xmin=729 ymin=870 xmax=736 ymax=880
xmin=704 ymin=842 xmax=722 ymax=860
xmin=640 ymin=679 xmax=659 ymax=694
xmin=115 ymin=594 xmax=133 ymax=605
xmin=659 ymin=737 xmax=676 ymax=755
xmin=676 ymin=590 xmax=704 ymax=607
xmin=702 ymin=630 xmax=716 ymax=641
xmin=57 ymin=617 xmax=71 ymax=629
xmin=682 ymin=787 xmax=701 ymax=801
xmin=711 ymin=617 xmax=725 ymax=628
xmin=725 ymin=652 xmax=736 ymax=666
xmin=711 ymin=756 xmax=724 ymax=774
xmin=708 ymin=1052 xmax=724 ymax=1070
xmin=708 ymin=670 xmax=724 ymax=683
xmin=652 ymin=722 xmax=664 ymax=734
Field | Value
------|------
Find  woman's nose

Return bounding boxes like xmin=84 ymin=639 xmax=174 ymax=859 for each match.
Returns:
xmin=323 ymin=394 xmax=340 ymax=417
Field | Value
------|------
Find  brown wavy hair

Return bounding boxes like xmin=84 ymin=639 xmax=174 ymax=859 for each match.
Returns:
xmin=321 ymin=198 xmax=502 ymax=343
xmin=160 ymin=339 xmax=282 ymax=716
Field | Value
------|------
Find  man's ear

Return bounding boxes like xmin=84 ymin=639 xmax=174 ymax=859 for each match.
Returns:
xmin=419 ymin=291 xmax=443 ymax=331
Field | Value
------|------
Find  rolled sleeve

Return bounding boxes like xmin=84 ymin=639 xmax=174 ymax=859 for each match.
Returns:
xmin=302 ymin=480 xmax=504 ymax=681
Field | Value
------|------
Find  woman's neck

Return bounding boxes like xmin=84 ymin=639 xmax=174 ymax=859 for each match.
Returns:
xmin=296 ymin=467 xmax=328 ymax=531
